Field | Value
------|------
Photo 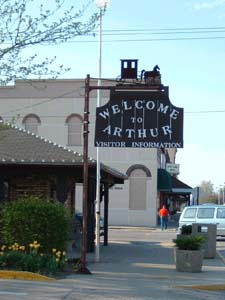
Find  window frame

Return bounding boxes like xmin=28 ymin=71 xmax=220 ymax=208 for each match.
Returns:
xmin=65 ymin=114 xmax=83 ymax=146
xmin=22 ymin=114 xmax=41 ymax=135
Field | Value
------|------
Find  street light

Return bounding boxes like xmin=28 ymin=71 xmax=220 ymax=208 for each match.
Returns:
xmin=95 ymin=0 xmax=110 ymax=263
xmin=223 ymin=182 xmax=225 ymax=205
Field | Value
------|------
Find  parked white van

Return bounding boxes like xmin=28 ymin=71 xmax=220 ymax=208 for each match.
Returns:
xmin=178 ymin=204 xmax=225 ymax=236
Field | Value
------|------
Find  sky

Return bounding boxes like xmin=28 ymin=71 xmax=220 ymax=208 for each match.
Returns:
xmin=27 ymin=0 xmax=225 ymax=190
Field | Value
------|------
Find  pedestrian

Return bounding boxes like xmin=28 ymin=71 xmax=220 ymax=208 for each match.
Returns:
xmin=159 ymin=205 xmax=169 ymax=230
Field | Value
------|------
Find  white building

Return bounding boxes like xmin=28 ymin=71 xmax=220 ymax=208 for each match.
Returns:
xmin=0 ymin=78 xmax=183 ymax=227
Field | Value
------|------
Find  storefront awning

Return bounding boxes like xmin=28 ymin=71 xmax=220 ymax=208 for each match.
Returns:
xmin=158 ymin=168 xmax=192 ymax=194
xmin=171 ymin=176 xmax=192 ymax=194
xmin=157 ymin=168 xmax=172 ymax=192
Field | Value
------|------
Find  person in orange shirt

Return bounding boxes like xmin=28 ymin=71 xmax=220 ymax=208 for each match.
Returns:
xmin=159 ymin=205 xmax=169 ymax=230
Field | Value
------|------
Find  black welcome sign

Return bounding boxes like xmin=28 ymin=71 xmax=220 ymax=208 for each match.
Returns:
xmin=95 ymin=89 xmax=183 ymax=148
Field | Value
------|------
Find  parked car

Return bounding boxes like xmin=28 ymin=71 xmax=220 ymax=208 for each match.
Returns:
xmin=74 ymin=212 xmax=104 ymax=236
xmin=178 ymin=204 xmax=225 ymax=236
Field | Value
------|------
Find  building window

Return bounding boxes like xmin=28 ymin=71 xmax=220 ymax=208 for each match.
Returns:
xmin=22 ymin=114 xmax=41 ymax=135
xmin=66 ymin=114 xmax=83 ymax=146
xmin=129 ymin=168 xmax=147 ymax=210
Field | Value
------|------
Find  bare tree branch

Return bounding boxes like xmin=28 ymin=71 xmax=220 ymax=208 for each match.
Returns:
xmin=0 ymin=0 xmax=99 ymax=84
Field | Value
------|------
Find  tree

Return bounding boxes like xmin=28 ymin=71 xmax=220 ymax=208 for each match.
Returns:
xmin=198 ymin=180 xmax=217 ymax=204
xmin=0 ymin=0 xmax=99 ymax=84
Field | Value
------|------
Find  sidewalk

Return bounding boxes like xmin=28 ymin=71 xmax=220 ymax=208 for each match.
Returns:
xmin=0 ymin=227 xmax=225 ymax=300
xmin=65 ymin=227 xmax=225 ymax=299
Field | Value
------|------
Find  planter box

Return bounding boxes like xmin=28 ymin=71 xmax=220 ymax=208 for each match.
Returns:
xmin=192 ymin=223 xmax=217 ymax=259
xmin=174 ymin=248 xmax=203 ymax=272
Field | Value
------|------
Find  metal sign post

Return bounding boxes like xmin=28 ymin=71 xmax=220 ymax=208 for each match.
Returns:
xmin=79 ymin=74 xmax=91 ymax=274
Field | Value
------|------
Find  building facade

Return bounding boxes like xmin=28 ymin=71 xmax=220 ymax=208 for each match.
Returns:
xmin=0 ymin=79 xmax=180 ymax=227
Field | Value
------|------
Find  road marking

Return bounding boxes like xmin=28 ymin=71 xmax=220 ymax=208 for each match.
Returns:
xmin=217 ymin=250 xmax=225 ymax=264
xmin=0 ymin=291 xmax=28 ymax=295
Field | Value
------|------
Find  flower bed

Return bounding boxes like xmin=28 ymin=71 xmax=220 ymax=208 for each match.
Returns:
xmin=0 ymin=241 xmax=67 ymax=276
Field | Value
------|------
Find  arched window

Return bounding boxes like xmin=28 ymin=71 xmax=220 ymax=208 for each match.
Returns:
xmin=127 ymin=165 xmax=151 ymax=211
xmin=66 ymin=114 xmax=83 ymax=146
xmin=22 ymin=114 xmax=41 ymax=135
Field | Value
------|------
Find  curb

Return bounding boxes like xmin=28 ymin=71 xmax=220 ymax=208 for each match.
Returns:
xmin=109 ymin=226 xmax=177 ymax=232
xmin=176 ymin=284 xmax=225 ymax=291
xmin=216 ymin=250 xmax=225 ymax=265
xmin=109 ymin=226 xmax=156 ymax=231
xmin=0 ymin=270 xmax=54 ymax=281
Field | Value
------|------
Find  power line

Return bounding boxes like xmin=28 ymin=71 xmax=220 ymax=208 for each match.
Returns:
xmin=1 ymin=79 xmax=225 ymax=116
xmin=185 ymin=110 xmax=225 ymax=114
xmin=99 ymin=30 xmax=225 ymax=36
xmin=63 ymin=36 xmax=225 ymax=43
xmin=3 ymin=26 xmax=225 ymax=45
xmin=1 ymin=86 xmax=85 ymax=115
xmin=90 ymin=26 xmax=225 ymax=36
xmin=93 ymin=27 xmax=225 ymax=36
xmin=65 ymin=26 xmax=225 ymax=43
xmin=99 ymin=26 xmax=225 ymax=32
xmin=2 ymin=109 xmax=225 ymax=119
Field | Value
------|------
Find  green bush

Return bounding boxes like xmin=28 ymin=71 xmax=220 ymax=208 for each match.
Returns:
xmin=181 ymin=225 xmax=192 ymax=235
xmin=1 ymin=196 xmax=71 ymax=252
xmin=0 ymin=250 xmax=26 ymax=269
xmin=173 ymin=235 xmax=205 ymax=251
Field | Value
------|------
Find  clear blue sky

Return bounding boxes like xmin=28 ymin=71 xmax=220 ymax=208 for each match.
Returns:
xmin=35 ymin=0 xmax=225 ymax=190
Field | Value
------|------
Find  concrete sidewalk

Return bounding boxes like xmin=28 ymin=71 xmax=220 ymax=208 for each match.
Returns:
xmin=66 ymin=227 xmax=225 ymax=299
xmin=0 ymin=227 xmax=225 ymax=300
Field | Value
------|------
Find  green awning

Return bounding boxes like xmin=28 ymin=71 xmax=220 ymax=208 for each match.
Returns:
xmin=157 ymin=168 xmax=172 ymax=192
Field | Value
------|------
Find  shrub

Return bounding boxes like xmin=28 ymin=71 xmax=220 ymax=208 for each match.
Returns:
xmin=173 ymin=235 xmax=205 ymax=251
xmin=181 ymin=225 xmax=192 ymax=235
xmin=1 ymin=196 xmax=72 ymax=253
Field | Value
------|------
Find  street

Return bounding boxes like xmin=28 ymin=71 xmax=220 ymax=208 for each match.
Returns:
xmin=0 ymin=227 xmax=225 ymax=300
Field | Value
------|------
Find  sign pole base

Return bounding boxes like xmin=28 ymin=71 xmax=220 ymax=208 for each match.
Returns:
xmin=75 ymin=266 xmax=92 ymax=275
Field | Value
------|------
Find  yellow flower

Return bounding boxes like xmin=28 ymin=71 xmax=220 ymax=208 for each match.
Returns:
xmin=33 ymin=241 xmax=38 ymax=244
xmin=62 ymin=251 xmax=66 ymax=256
xmin=19 ymin=246 xmax=25 ymax=251
xmin=1 ymin=245 xmax=6 ymax=251
xmin=56 ymin=258 xmax=60 ymax=262
xmin=0 ymin=251 xmax=4 ymax=256
xmin=12 ymin=245 xmax=18 ymax=251
xmin=52 ymin=248 xmax=57 ymax=253
xmin=34 ymin=244 xmax=40 ymax=249
xmin=56 ymin=251 xmax=61 ymax=257
xmin=29 ymin=243 xmax=34 ymax=248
